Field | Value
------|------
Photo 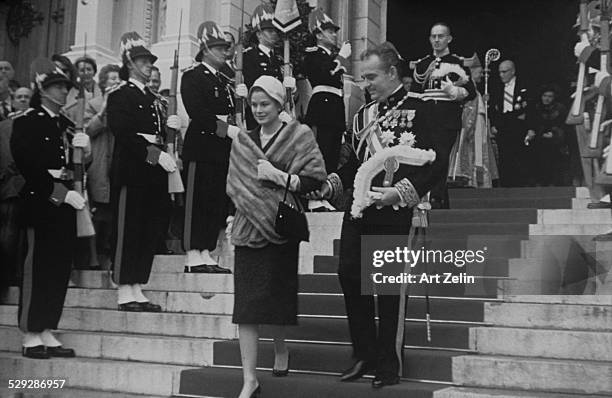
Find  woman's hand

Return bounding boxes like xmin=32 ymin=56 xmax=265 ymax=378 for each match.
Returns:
xmin=304 ymin=181 xmax=331 ymax=200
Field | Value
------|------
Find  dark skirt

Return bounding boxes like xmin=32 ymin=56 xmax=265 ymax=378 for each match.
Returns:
xmin=232 ymin=241 xmax=299 ymax=325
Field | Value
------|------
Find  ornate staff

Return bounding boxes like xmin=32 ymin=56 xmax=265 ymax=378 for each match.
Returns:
xmin=484 ymin=48 xmax=500 ymax=137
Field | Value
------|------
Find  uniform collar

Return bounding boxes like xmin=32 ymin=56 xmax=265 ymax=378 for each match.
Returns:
xmin=317 ymin=45 xmax=332 ymax=55
xmin=201 ymin=61 xmax=218 ymax=75
xmin=258 ymin=44 xmax=273 ymax=57
xmin=41 ymin=104 xmax=59 ymax=118
xmin=129 ymin=77 xmax=148 ymax=94
xmin=379 ymin=85 xmax=405 ymax=110
xmin=433 ymin=48 xmax=451 ymax=59
xmin=505 ymin=76 xmax=516 ymax=87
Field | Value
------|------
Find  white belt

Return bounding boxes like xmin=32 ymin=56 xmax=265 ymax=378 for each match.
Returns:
xmin=48 ymin=169 xmax=73 ymax=180
xmin=312 ymin=85 xmax=343 ymax=97
xmin=137 ymin=133 xmax=162 ymax=144
xmin=216 ymin=115 xmax=228 ymax=123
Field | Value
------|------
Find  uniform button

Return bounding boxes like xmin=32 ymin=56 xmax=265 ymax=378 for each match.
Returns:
xmin=139 ymin=105 xmax=143 ymax=109
xmin=154 ymin=121 xmax=158 ymax=125
xmin=45 ymin=137 xmax=50 ymax=141
xmin=61 ymin=156 xmax=65 ymax=160
xmin=152 ymin=113 xmax=156 ymax=116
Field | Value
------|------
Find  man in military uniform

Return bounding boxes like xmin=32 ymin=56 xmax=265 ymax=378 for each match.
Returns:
xmin=107 ymin=32 xmax=179 ymax=311
xmin=412 ymin=22 xmax=476 ymax=208
xmin=237 ymin=4 xmax=295 ymax=130
xmin=180 ymin=21 xmax=239 ymax=273
xmin=311 ymin=42 xmax=440 ymax=388
xmin=11 ymin=58 xmax=90 ymax=358
xmin=303 ymin=9 xmax=351 ymax=174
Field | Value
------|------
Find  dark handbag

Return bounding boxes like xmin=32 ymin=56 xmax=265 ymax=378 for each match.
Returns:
xmin=275 ymin=174 xmax=309 ymax=242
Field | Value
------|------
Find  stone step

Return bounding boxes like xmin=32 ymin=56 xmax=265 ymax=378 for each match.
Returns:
xmin=434 ymin=386 xmax=611 ymax=398
xmin=430 ymin=209 xmax=538 ymax=224
xmin=0 ymin=306 xmax=238 ymax=339
xmin=452 ymin=354 xmax=612 ymax=395
xmin=505 ymin=295 xmax=612 ymax=306
xmin=450 ymin=197 xmax=575 ymax=209
xmin=470 ymin=326 xmax=612 ymax=361
xmin=0 ymin=326 xmax=215 ymax=367
xmin=483 ymin=302 xmax=612 ymax=331
xmin=448 ymin=186 xmax=588 ymax=199
xmin=213 ymin=340 xmax=462 ymax=382
xmin=537 ymin=209 xmax=612 ymax=225
xmin=0 ymin=387 xmax=168 ymax=398
xmin=572 ymin=197 xmax=594 ymax=208
xmin=529 ymin=223 xmax=611 ymax=235
xmin=180 ymin=367 xmax=446 ymax=398
xmin=0 ymin=351 xmax=187 ymax=396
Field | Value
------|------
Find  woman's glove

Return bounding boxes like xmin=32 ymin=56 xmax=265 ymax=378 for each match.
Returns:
xmin=257 ymin=159 xmax=287 ymax=186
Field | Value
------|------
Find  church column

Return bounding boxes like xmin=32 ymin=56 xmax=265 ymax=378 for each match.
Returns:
xmin=64 ymin=0 xmax=117 ymax=65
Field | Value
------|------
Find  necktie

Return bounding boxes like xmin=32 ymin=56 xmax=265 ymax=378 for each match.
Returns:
xmin=503 ymin=84 xmax=513 ymax=113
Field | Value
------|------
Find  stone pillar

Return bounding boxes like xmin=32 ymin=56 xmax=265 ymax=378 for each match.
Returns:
xmin=64 ymin=0 xmax=118 ymax=65
xmin=350 ymin=0 xmax=384 ymax=82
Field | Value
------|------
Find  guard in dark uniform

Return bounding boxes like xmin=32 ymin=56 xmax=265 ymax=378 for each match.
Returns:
xmin=303 ymin=9 xmax=351 ymax=174
xmin=238 ymin=4 xmax=284 ymax=130
xmin=180 ymin=21 xmax=239 ymax=273
xmin=108 ymin=32 xmax=177 ymax=311
xmin=11 ymin=58 xmax=90 ymax=359
xmin=411 ymin=22 xmax=476 ymax=208
xmin=314 ymin=42 xmax=440 ymax=388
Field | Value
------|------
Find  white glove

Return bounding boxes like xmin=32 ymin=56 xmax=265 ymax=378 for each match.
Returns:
xmin=158 ymin=151 xmax=177 ymax=173
xmin=283 ymin=76 xmax=296 ymax=90
xmin=257 ymin=159 xmax=287 ymax=186
xmin=574 ymin=40 xmax=590 ymax=58
xmin=72 ymin=132 xmax=91 ymax=157
xmin=595 ymin=70 xmax=609 ymax=87
xmin=604 ymin=145 xmax=610 ymax=159
xmin=338 ymin=42 xmax=352 ymax=59
xmin=166 ymin=115 xmax=181 ymax=130
xmin=227 ymin=125 xmax=241 ymax=140
xmin=279 ymin=110 xmax=293 ymax=123
xmin=64 ymin=190 xmax=86 ymax=210
xmin=236 ymin=83 xmax=248 ymax=98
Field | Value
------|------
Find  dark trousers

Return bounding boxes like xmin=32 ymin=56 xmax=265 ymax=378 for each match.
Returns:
xmin=183 ymin=161 xmax=229 ymax=252
xmin=18 ymin=203 xmax=75 ymax=333
xmin=497 ymin=118 xmax=528 ymax=187
xmin=111 ymin=183 xmax=171 ymax=285
xmin=337 ymin=212 xmax=410 ymax=378
xmin=313 ymin=125 xmax=343 ymax=174
xmin=0 ymin=198 xmax=24 ymax=287
xmin=307 ymin=93 xmax=345 ymax=174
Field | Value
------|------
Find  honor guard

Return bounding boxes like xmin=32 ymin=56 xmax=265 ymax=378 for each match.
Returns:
xmin=180 ymin=21 xmax=238 ymax=273
xmin=411 ymin=22 xmax=476 ymax=208
xmin=238 ymin=4 xmax=284 ymax=129
xmin=313 ymin=42 xmax=441 ymax=388
xmin=303 ymin=9 xmax=351 ymax=174
xmin=107 ymin=32 xmax=178 ymax=312
xmin=11 ymin=58 xmax=91 ymax=359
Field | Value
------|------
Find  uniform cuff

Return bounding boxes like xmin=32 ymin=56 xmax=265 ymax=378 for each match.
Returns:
xmin=215 ymin=120 xmax=229 ymax=138
xmin=146 ymin=145 xmax=162 ymax=165
xmin=327 ymin=173 xmax=343 ymax=204
xmin=49 ymin=183 xmax=69 ymax=206
xmin=394 ymin=178 xmax=419 ymax=208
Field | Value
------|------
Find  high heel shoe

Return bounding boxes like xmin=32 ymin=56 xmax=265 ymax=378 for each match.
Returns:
xmin=272 ymin=352 xmax=290 ymax=377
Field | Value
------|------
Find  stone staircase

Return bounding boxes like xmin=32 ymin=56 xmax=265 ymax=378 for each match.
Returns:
xmin=0 ymin=186 xmax=610 ymax=397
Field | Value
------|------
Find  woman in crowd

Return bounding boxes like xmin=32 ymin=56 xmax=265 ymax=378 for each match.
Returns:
xmin=84 ymin=64 xmax=122 ymax=266
xmin=224 ymin=76 xmax=326 ymax=398
xmin=526 ymin=85 xmax=568 ymax=186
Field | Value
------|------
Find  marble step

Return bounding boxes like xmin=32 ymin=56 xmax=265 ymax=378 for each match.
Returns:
xmin=483 ymin=302 xmax=612 ymax=331
xmin=448 ymin=187 xmax=589 ymax=199
xmin=0 ymin=351 xmax=188 ymax=396
xmin=434 ymin=386 xmax=611 ymax=398
xmin=452 ymin=354 xmax=612 ymax=395
xmin=0 ymin=387 xmax=168 ymax=398
xmin=469 ymin=326 xmax=612 ymax=361
xmin=0 ymin=306 xmax=238 ymax=339
xmin=504 ymin=295 xmax=612 ymax=306
xmin=0 ymin=326 xmax=215 ymax=367
xmin=537 ymin=209 xmax=612 ymax=225
xmin=529 ymin=223 xmax=612 ymax=235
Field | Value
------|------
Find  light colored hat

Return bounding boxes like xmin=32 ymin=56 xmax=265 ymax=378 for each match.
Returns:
xmin=249 ymin=75 xmax=286 ymax=106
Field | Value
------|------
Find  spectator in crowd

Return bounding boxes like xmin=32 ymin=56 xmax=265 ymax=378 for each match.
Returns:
xmin=0 ymin=76 xmax=26 ymax=291
xmin=84 ymin=64 xmax=122 ymax=266
xmin=526 ymin=85 xmax=568 ymax=186
xmin=11 ymin=87 xmax=33 ymax=113
xmin=401 ymin=75 xmax=413 ymax=92
xmin=224 ymin=76 xmax=326 ymax=398
xmin=148 ymin=66 xmax=162 ymax=94
xmin=0 ymin=60 xmax=20 ymax=91
xmin=221 ymin=31 xmax=237 ymax=79
xmin=65 ymin=56 xmax=102 ymax=122
xmin=0 ymin=76 xmax=12 ymax=121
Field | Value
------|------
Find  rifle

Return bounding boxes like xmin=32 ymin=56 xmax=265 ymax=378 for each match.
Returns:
xmin=234 ymin=0 xmax=246 ymax=129
xmin=167 ymin=10 xmax=185 ymax=196
xmin=273 ymin=0 xmax=301 ymax=117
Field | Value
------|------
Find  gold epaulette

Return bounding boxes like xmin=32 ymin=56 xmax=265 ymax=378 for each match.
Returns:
xmin=10 ymin=108 xmax=34 ymax=119
xmin=106 ymin=81 xmax=126 ymax=95
xmin=305 ymin=46 xmax=318 ymax=52
xmin=243 ymin=46 xmax=253 ymax=53
xmin=181 ymin=62 xmax=198 ymax=73
xmin=409 ymin=55 xmax=430 ymax=70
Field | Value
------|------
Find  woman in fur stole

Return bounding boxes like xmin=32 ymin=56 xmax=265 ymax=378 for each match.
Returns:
xmin=224 ymin=76 xmax=326 ymax=398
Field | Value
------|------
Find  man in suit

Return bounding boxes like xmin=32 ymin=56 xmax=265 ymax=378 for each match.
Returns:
xmin=107 ymin=32 xmax=179 ymax=311
xmin=411 ymin=22 xmax=476 ymax=208
xmin=180 ymin=21 xmax=239 ymax=273
xmin=490 ymin=60 xmax=530 ymax=187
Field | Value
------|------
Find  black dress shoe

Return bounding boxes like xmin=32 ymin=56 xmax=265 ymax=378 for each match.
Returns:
xmin=22 ymin=345 xmax=49 ymax=359
xmin=208 ymin=264 xmax=232 ymax=274
xmin=587 ymin=202 xmax=612 ymax=209
xmin=340 ymin=360 xmax=370 ymax=382
xmin=184 ymin=264 xmax=212 ymax=273
xmin=372 ymin=374 xmax=400 ymax=389
xmin=46 ymin=346 xmax=76 ymax=358
xmin=138 ymin=302 xmax=162 ymax=312
xmin=118 ymin=301 xmax=144 ymax=312
xmin=272 ymin=353 xmax=290 ymax=377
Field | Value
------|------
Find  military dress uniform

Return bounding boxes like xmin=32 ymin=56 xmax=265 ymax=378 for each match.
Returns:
xmin=412 ymin=53 xmax=476 ymax=207
xmin=327 ymin=86 xmax=440 ymax=385
xmin=11 ymin=106 xmax=76 ymax=337
xmin=107 ymin=76 xmax=171 ymax=287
